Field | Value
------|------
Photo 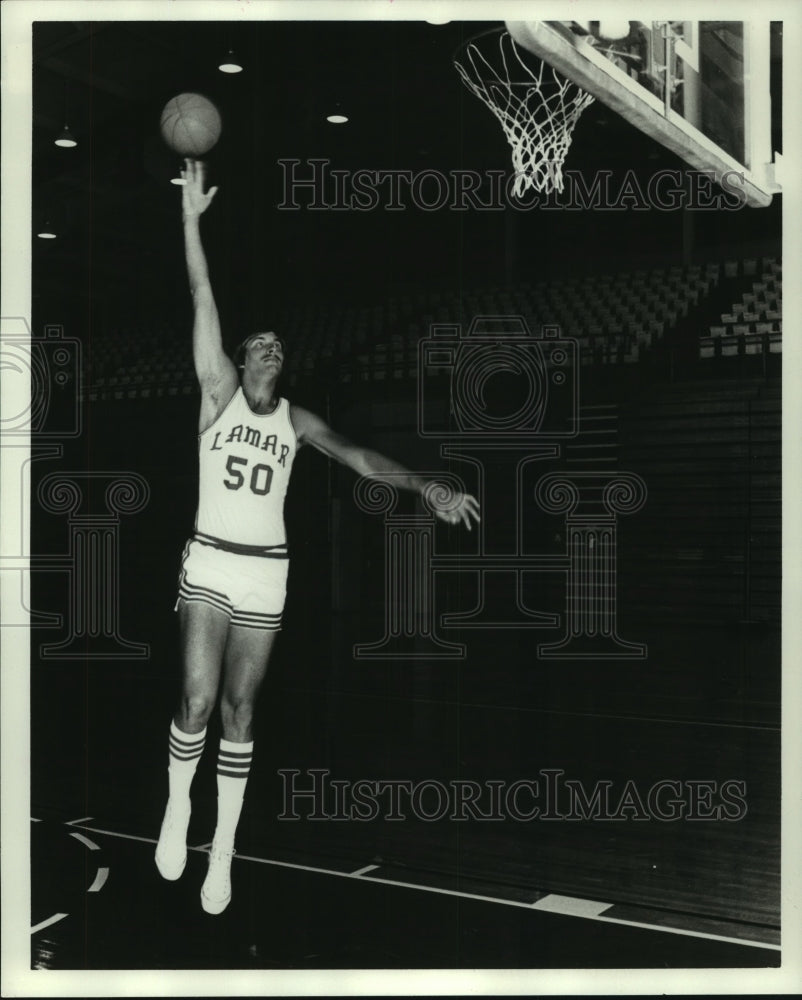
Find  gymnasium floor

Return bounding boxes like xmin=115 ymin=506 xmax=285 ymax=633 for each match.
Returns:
xmin=29 ymin=617 xmax=780 ymax=970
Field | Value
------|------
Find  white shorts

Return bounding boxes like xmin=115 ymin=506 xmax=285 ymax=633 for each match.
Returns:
xmin=176 ymin=536 xmax=289 ymax=630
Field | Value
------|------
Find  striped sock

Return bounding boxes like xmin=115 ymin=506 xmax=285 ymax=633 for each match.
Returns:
xmin=212 ymin=739 xmax=253 ymax=848
xmin=167 ymin=720 xmax=206 ymax=806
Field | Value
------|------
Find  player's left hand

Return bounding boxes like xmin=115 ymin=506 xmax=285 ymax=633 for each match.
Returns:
xmin=433 ymin=491 xmax=480 ymax=531
xmin=181 ymin=158 xmax=218 ymax=218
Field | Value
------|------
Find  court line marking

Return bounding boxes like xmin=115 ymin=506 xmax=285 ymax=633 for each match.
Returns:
xmin=88 ymin=867 xmax=110 ymax=893
xmin=31 ymin=913 xmax=68 ymax=934
xmin=65 ymin=816 xmax=94 ymax=826
xmin=69 ymin=824 xmax=780 ymax=952
xmin=590 ymin=912 xmax=781 ymax=950
xmin=350 ymin=863 xmax=380 ymax=876
xmin=69 ymin=831 xmax=100 ymax=851
xmin=353 ymin=872 xmax=779 ymax=952
xmin=70 ymin=826 xmax=157 ymax=845
xmin=532 ymin=893 xmax=613 ymax=917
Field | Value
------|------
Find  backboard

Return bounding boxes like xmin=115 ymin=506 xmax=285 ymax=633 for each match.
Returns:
xmin=505 ymin=20 xmax=780 ymax=207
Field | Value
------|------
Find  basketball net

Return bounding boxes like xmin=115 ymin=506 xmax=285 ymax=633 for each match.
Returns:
xmin=455 ymin=30 xmax=595 ymax=197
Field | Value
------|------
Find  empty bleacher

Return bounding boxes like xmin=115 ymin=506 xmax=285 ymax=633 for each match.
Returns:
xmin=699 ymin=256 xmax=782 ymax=361
xmin=81 ymin=257 xmax=772 ymax=399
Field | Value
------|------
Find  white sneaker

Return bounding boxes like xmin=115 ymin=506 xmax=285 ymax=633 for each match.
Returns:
xmin=200 ymin=840 xmax=234 ymax=914
xmin=154 ymin=799 xmax=191 ymax=880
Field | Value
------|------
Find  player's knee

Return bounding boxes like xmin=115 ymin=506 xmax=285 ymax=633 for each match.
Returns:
xmin=179 ymin=692 xmax=215 ymax=728
xmin=220 ymin=695 xmax=254 ymax=736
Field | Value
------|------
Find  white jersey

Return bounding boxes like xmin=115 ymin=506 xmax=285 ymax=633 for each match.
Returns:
xmin=195 ymin=389 xmax=297 ymax=551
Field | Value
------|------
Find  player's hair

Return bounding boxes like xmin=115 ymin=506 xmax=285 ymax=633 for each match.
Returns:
xmin=232 ymin=332 xmax=286 ymax=370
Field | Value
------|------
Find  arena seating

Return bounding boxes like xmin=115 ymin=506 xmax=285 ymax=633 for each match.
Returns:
xmin=699 ymin=257 xmax=782 ymax=361
xmin=80 ymin=257 xmax=779 ymax=399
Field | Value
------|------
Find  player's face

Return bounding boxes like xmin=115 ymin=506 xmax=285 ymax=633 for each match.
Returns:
xmin=243 ymin=332 xmax=284 ymax=375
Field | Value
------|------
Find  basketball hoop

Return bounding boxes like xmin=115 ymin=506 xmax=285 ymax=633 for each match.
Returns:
xmin=454 ymin=30 xmax=594 ymax=197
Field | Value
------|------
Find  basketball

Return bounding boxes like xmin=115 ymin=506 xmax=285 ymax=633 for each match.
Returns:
xmin=160 ymin=93 xmax=222 ymax=156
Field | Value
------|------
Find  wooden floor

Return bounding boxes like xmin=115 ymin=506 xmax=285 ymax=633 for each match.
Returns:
xmin=28 ymin=617 xmax=780 ymax=969
xmin=30 ymin=817 xmax=780 ymax=971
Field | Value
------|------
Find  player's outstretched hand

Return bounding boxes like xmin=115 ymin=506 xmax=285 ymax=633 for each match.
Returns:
xmin=432 ymin=491 xmax=480 ymax=531
xmin=181 ymin=158 xmax=218 ymax=218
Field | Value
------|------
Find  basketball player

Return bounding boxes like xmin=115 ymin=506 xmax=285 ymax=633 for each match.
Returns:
xmin=155 ymin=159 xmax=480 ymax=914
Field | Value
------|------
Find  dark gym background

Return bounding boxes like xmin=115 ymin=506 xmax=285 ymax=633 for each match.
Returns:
xmin=24 ymin=18 xmax=782 ymax=971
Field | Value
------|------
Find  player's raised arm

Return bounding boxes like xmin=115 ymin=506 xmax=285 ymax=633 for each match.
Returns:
xmin=181 ymin=159 xmax=237 ymax=429
xmin=290 ymin=405 xmax=480 ymax=530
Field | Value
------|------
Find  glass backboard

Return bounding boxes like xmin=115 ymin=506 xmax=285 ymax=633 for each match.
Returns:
xmin=505 ymin=20 xmax=779 ymax=207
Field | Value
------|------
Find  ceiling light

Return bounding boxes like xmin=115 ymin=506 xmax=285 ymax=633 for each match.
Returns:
xmin=54 ymin=125 xmax=77 ymax=148
xmin=326 ymin=114 xmax=349 ymax=124
xmin=37 ymin=224 xmax=57 ymax=239
xmin=426 ymin=18 xmax=450 ymax=25
xmin=219 ymin=49 xmax=243 ymax=73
